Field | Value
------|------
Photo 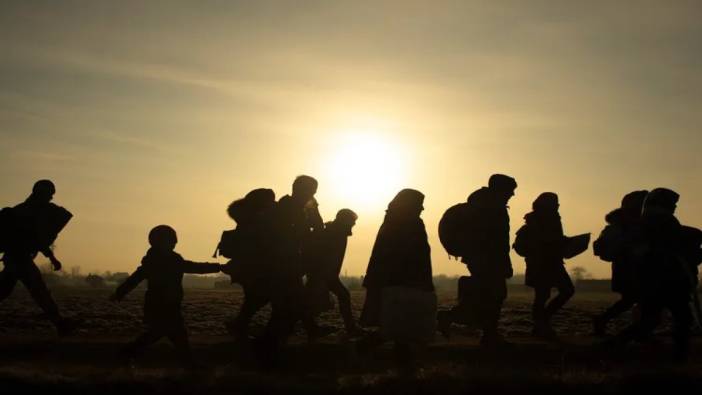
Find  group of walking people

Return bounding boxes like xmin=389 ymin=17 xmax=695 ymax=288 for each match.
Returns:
xmin=0 ymin=175 xmax=700 ymax=371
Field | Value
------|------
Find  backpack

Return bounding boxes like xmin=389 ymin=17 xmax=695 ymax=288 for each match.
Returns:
xmin=438 ymin=202 xmax=483 ymax=259
xmin=513 ymin=224 xmax=531 ymax=257
xmin=438 ymin=203 xmax=469 ymax=258
xmin=593 ymin=224 xmax=623 ymax=262
xmin=213 ymin=229 xmax=240 ymax=259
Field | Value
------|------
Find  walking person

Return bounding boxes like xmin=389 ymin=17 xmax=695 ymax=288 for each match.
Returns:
xmin=358 ymin=189 xmax=435 ymax=375
xmin=0 ymin=180 xmax=77 ymax=335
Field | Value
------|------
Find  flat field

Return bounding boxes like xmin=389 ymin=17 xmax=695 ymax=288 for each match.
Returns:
xmin=0 ymin=287 xmax=699 ymax=394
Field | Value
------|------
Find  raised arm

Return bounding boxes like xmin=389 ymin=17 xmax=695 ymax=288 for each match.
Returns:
xmin=182 ymin=261 xmax=222 ymax=274
xmin=113 ymin=266 xmax=147 ymax=301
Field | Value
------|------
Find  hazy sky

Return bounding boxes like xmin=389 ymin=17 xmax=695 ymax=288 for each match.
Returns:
xmin=1 ymin=1 xmax=700 ymax=278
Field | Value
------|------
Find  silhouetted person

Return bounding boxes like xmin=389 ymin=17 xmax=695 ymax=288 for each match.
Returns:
xmin=111 ymin=225 xmax=222 ymax=369
xmin=0 ymin=180 xmax=76 ymax=335
xmin=358 ymin=189 xmax=433 ymax=374
xmin=305 ymin=209 xmax=362 ymax=336
xmin=611 ymin=189 xmax=694 ymax=362
xmin=438 ymin=174 xmax=516 ymax=347
xmin=680 ymin=225 xmax=702 ymax=332
xmin=592 ymin=190 xmax=648 ymax=336
xmin=219 ymin=189 xmax=278 ymax=339
xmin=515 ymin=192 xmax=574 ymax=339
xmin=258 ymin=175 xmax=329 ymax=367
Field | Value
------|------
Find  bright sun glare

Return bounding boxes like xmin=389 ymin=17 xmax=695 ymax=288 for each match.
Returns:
xmin=324 ymin=132 xmax=408 ymax=210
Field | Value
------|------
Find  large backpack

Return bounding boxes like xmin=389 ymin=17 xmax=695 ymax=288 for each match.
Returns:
xmin=593 ymin=224 xmax=624 ymax=263
xmin=438 ymin=203 xmax=482 ymax=259
xmin=214 ymin=229 xmax=240 ymax=259
xmin=438 ymin=203 xmax=468 ymax=258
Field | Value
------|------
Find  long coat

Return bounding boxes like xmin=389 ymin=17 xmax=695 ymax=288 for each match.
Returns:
xmin=360 ymin=215 xmax=433 ymax=326
xmin=521 ymin=211 xmax=569 ymax=289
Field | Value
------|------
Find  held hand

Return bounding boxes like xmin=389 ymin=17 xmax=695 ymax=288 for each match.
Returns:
xmin=50 ymin=256 xmax=63 ymax=271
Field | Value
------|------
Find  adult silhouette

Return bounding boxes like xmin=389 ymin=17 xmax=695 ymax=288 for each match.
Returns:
xmin=438 ymin=174 xmax=517 ymax=348
xmin=592 ymin=190 xmax=648 ymax=336
xmin=258 ymin=175 xmax=330 ymax=367
xmin=0 ymin=180 xmax=76 ymax=335
xmin=611 ymin=188 xmax=694 ymax=362
xmin=220 ymin=189 xmax=278 ymax=339
xmin=358 ymin=189 xmax=434 ymax=374
xmin=515 ymin=192 xmax=575 ymax=339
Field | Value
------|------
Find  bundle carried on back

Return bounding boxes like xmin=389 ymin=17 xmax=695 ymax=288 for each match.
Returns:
xmin=438 ymin=202 xmax=481 ymax=260
xmin=214 ymin=188 xmax=277 ymax=282
xmin=0 ymin=204 xmax=72 ymax=256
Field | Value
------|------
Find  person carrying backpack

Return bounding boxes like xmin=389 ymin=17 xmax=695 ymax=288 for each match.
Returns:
xmin=0 ymin=180 xmax=77 ymax=336
xmin=218 ymin=188 xmax=277 ymax=339
xmin=610 ymin=188 xmax=695 ymax=362
xmin=592 ymin=190 xmax=648 ymax=336
xmin=514 ymin=192 xmax=575 ymax=340
xmin=437 ymin=174 xmax=517 ymax=348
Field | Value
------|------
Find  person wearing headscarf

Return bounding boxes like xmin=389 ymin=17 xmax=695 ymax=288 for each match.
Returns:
xmin=358 ymin=189 xmax=433 ymax=374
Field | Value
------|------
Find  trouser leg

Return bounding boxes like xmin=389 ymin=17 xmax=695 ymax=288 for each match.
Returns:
xmin=600 ymin=294 xmax=637 ymax=323
xmin=232 ymin=284 xmax=269 ymax=335
xmin=668 ymin=296 xmax=693 ymax=362
xmin=167 ymin=321 xmax=194 ymax=367
xmin=477 ymin=277 xmax=506 ymax=338
xmin=615 ymin=298 xmax=662 ymax=345
xmin=258 ymin=275 xmax=299 ymax=367
xmin=532 ymin=287 xmax=551 ymax=326
xmin=544 ymin=277 xmax=575 ymax=321
xmin=328 ymin=278 xmax=355 ymax=331
xmin=20 ymin=263 xmax=61 ymax=324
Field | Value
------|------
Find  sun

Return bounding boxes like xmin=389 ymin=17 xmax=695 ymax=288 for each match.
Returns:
xmin=322 ymin=132 xmax=408 ymax=210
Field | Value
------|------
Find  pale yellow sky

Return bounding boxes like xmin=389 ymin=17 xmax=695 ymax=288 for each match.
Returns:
xmin=1 ymin=1 xmax=701 ymax=278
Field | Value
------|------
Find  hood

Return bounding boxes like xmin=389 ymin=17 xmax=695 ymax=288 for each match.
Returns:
xmin=605 ymin=208 xmax=623 ymax=225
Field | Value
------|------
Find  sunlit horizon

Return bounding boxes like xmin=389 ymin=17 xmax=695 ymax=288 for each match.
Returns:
xmin=1 ymin=1 xmax=700 ymax=279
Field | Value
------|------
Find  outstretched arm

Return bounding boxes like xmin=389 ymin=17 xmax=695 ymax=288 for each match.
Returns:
xmin=112 ymin=266 xmax=146 ymax=301
xmin=182 ymin=261 xmax=222 ymax=274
